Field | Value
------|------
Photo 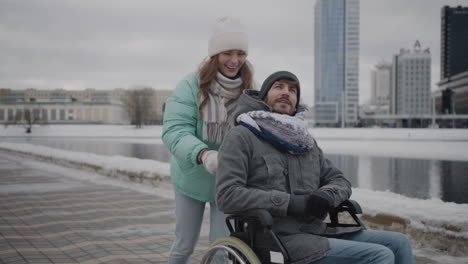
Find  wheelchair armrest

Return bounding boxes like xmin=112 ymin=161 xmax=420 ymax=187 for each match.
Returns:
xmin=226 ymin=209 xmax=274 ymax=228
xmin=329 ymin=199 xmax=366 ymax=229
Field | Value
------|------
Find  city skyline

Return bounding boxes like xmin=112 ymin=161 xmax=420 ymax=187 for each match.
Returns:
xmin=1 ymin=0 xmax=467 ymax=106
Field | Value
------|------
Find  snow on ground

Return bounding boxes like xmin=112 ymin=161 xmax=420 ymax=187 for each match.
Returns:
xmin=352 ymin=188 xmax=468 ymax=238
xmin=0 ymin=142 xmax=170 ymax=185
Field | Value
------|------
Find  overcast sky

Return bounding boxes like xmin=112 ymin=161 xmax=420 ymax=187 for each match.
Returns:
xmin=1 ymin=0 xmax=467 ymax=106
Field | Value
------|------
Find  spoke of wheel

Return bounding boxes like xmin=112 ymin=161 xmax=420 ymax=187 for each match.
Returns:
xmin=201 ymin=245 xmax=247 ymax=264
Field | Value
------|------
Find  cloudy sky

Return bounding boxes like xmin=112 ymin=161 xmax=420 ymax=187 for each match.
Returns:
xmin=1 ymin=0 xmax=466 ymax=106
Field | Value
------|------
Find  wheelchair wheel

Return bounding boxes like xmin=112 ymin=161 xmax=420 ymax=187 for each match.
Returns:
xmin=201 ymin=236 xmax=262 ymax=264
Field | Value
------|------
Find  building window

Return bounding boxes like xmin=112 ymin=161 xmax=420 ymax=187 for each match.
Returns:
xmin=102 ymin=108 xmax=109 ymax=122
xmin=60 ymin=109 xmax=66 ymax=120
xmin=76 ymin=108 xmax=83 ymax=120
xmin=7 ymin=109 xmax=14 ymax=121
xmin=42 ymin=109 xmax=47 ymax=121
xmin=15 ymin=109 xmax=22 ymax=121
xmin=33 ymin=109 xmax=40 ymax=120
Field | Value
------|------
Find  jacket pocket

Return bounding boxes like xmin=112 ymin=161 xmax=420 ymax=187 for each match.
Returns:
xmin=296 ymin=150 xmax=321 ymax=192
xmin=263 ymin=154 xmax=287 ymax=191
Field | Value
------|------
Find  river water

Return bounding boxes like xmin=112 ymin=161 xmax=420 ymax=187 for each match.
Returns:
xmin=3 ymin=137 xmax=467 ymax=204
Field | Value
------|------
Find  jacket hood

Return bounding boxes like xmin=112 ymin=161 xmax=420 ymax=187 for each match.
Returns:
xmin=233 ymin=89 xmax=308 ymax=125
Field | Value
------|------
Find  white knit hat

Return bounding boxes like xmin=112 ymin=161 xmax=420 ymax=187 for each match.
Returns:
xmin=208 ymin=16 xmax=249 ymax=57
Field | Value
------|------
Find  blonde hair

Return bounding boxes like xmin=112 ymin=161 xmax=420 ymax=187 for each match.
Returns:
xmin=198 ymin=55 xmax=254 ymax=118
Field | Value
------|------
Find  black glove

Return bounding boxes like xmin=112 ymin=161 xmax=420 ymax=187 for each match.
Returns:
xmin=307 ymin=190 xmax=334 ymax=219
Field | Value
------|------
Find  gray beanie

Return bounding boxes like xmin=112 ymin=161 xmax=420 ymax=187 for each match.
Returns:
xmin=208 ymin=17 xmax=249 ymax=57
xmin=259 ymin=71 xmax=300 ymax=107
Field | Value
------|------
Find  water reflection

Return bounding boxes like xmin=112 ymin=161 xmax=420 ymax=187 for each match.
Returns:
xmin=2 ymin=137 xmax=467 ymax=204
xmin=440 ymin=161 xmax=468 ymax=204
xmin=327 ymin=154 xmax=468 ymax=204
xmin=5 ymin=137 xmax=172 ymax=162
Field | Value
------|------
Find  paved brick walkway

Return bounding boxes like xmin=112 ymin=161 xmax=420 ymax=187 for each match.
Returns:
xmin=0 ymin=153 xmax=208 ymax=264
xmin=0 ymin=151 xmax=449 ymax=264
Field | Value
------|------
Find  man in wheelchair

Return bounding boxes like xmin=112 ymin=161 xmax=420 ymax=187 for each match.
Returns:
xmin=214 ymin=71 xmax=413 ymax=264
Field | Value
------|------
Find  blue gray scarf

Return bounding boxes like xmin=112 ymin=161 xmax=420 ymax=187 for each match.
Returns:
xmin=236 ymin=110 xmax=314 ymax=154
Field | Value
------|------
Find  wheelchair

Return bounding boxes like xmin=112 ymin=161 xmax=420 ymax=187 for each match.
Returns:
xmin=201 ymin=200 xmax=366 ymax=264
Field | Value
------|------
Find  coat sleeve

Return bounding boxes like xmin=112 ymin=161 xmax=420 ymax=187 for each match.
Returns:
xmin=216 ymin=127 xmax=290 ymax=216
xmin=315 ymin=140 xmax=352 ymax=207
xmin=162 ymin=74 xmax=207 ymax=167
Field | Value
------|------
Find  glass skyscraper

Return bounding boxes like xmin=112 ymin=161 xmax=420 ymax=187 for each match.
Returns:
xmin=441 ymin=6 xmax=468 ymax=79
xmin=438 ymin=6 xmax=468 ymax=115
xmin=314 ymin=0 xmax=359 ymax=127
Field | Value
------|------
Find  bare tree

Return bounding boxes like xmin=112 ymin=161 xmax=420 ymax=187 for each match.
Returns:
xmin=122 ymin=87 xmax=156 ymax=128
xmin=4 ymin=106 xmax=48 ymax=133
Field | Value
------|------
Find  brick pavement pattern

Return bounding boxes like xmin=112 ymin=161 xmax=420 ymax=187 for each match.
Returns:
xmin=0 ymin=154 xmax=208 ymax=264
xmin=0 ymin=152 xmax=439 ymax=264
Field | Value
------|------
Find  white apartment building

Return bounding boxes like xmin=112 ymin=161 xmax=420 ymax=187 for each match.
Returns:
xmin=370 ymin=61 xmax=392 ymax=107
xmin=0 ymin=103 xmax=129 ymax=124
xmin=391 ymin=41 xmax=432 ymax=115
xmin=0 ymin=88 xmax=173 ymax=125
xmin=22 ymin=88 xmax=126 ymax=103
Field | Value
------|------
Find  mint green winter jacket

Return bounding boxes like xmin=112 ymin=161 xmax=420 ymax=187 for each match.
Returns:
xmin=162 ymin=72 xmax=220 ymax=202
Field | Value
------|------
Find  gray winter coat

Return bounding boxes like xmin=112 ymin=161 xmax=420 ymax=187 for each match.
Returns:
xmin=216 ymin=90 xmax=363 ymax=264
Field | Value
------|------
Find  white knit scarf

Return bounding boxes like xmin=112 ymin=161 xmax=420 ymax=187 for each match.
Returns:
xmin=202 ymin=72 xmax=242 ymax=144
xmin=237 ymin=110 xmax=314 ymax=153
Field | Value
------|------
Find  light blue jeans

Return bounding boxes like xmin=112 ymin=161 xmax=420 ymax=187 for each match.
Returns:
xmin=168 ymin=190 xmax=228 ymax=264
xmin=314 ymin=230 xmax=413 ymax=264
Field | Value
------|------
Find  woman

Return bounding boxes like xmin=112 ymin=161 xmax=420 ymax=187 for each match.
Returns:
xmin=162 ymin=17 xmax=254 ymax=264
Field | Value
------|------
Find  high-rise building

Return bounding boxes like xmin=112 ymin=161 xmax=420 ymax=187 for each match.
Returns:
xmin=441 ymin=6 xmax=468 ymax=79
xmin=314 ymin=0 xmax=360 ymax=127
xmin=391 ymin=41 xmax=431 ymax=115
xmin=370 ymin=61 xmax=392 ymax=107
xmin=365 ymin=61 xmax=393 ymax=116
xmin=438 ymin=6 xmax=468 ymax=116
